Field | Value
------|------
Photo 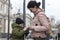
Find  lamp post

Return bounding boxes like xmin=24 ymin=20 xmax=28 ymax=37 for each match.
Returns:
xmin=23 ymin=0 xmax=26 ymax=27
xmin=7 ymin=0 xmax=10 ymax=40
xmin=23 ymin=0 xmax=26 ymax=40
xmin=42 ymin=0 xmax=45 ymax=11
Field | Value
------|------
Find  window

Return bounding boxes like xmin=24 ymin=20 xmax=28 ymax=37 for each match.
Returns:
xmin=0 ymin=2 xmax=1 ymax=11
xmin=6 ymin=6 xmax=8 ymax=13
xmin=1 ymin=5 xmax=3 ymax=11
xmin=0 ymin=18 xmax=2 ymax=25
xmin=0 ymin=3 xmax=3 ymax=11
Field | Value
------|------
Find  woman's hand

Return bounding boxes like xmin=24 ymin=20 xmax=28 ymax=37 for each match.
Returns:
xmin=23 ymin=25 xmax=34 ymax=31
xmin=28 ymin=25 xmax=34 ymax=30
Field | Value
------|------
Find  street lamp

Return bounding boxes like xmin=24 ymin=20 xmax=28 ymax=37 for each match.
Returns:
xmin=23 ymin=0 xmax=26 ymax=40
xmin=7 ymin=0 xmax=10 ymax=40
xmin=42 ymin=0 xmax=45 ymax=11
xmin=23 ymin=0 xmax=26 ymax=27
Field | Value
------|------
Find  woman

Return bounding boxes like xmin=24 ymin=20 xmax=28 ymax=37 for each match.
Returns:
xmin=11 ymin=18 xmax=29 ymax=40
xmin=27 ymin=1 xmax=51 ymax=40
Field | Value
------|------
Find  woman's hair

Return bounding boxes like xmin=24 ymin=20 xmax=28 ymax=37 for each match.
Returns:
xmin=27 ymin=1 xmax=41 ymax=8
xmin=16 ymin=18 xmax=24 ymax=24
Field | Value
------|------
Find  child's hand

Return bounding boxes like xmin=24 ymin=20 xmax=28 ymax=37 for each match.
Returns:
xmin=23 ymin=26 xmax=29 ymax=31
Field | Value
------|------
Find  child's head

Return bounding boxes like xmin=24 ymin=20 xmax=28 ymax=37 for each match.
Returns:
xmin=16 ymin=18 xmax=24 ymax=24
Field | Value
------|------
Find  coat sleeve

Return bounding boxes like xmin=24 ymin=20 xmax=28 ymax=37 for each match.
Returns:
xmin=12 ymin=23 xmax=26 ymax=37
xmin=33 ymin=12 xmax=51 ymax=32
xmin=12 ymin=23 xmax=29 ymax=37
xmin=12 ymin=23 xmax=20 ymax=28
xmin=12 ymin=28 xmax=25 ymax=37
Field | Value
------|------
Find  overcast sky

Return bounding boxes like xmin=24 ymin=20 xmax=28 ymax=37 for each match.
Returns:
xmin=11 ymin=0 xmax=60 ymax=22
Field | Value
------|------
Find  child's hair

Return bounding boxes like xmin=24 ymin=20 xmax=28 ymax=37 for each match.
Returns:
xmin=27 ymin=1 xmax=41 ymax=8
xmin=16 ymin=18 xmax=24 ymax=24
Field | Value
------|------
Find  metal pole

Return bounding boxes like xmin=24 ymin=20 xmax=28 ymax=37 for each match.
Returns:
xmin=23 ymin=0 xmax=26 ymax=27
xmin=23 ymin=0 xmax=26 ymax=40
xmin=42 ymin=0 xmax=45 ymax=11
xmin=30 ymin=0 xmax=36 ymax=1
xmin=57 ymin=34 xmax=58 ymax=40
xmin=7 ymin=0 xmax=10 ymax=40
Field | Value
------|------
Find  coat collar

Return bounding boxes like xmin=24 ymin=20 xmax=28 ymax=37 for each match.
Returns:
xmin=34 ymin=8 xmax=44 ymax=15
xmin=33 ymin=8 xmax=44 ymax=19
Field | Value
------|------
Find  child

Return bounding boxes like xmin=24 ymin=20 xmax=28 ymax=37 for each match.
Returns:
xmin=11 ymin=18 xmax=29 ymax=40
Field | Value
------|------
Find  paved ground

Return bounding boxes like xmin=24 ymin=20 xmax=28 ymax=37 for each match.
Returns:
xmin=0 ymin=38 xmax=11 ymax=40
xmin=0 ymin=38 xmax=57 ymax=40
xmin=0 ymin=38 xmax=7 ymax=40
xmin=0 ymin=38 xmax=33 ymax=40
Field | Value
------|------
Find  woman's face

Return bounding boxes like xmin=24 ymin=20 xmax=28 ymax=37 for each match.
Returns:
xmin=29 ymin=6 xmax=37 ymax=13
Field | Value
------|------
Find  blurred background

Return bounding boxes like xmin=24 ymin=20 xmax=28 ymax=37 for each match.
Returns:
xmin=0 ymin=0 xmax=60 ymax=40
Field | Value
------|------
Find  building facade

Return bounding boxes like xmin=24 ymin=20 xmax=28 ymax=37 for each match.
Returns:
xmin=0 ymin=0 xmax=12 ymax=33
xmin=12 ymin=13 xmax=32 ymax=27
xmin=0 ymin=0 xmax=32 ymax=35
